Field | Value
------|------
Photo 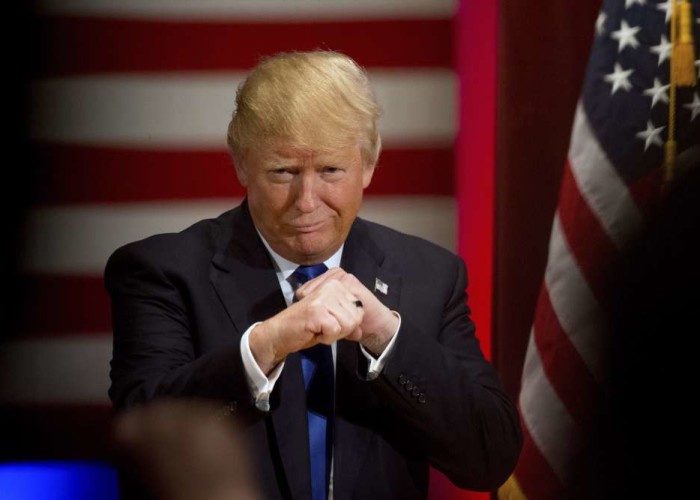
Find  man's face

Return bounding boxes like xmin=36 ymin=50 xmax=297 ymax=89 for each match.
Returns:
xmin=238 ymin=142 xmax=375 ymax=265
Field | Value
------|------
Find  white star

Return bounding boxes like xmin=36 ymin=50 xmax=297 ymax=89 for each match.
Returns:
xmin=604 ymin=63 xmax=634 ymax=94
xmin=684 ymin=92 xmax=700 ymax=121
xmin=596 ymin=11 xmax=607 ymax=36
xmin=625 ymin=0 xmax=646 ymax=8
xmin=643 ymin=78 xmax=670 ymax=108
xmin=657 ymin=1 xmax=672 ymax=23
xmin=635 ymin=121 xmax=665 ymax=151
xmin=650 ymin=35 xmax=672 ymax=66
xmin=611 ymin=20 xmax=642 ymax=52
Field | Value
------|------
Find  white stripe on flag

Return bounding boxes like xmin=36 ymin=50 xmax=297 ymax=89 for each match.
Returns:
xmin=545 ymin=213 xmax=608 ymax=382
xmin=0 ymin=336 xmax=112 ymax=404
xmin=30 ymin=70 xmax=456 ymax=149
xmin=361 ymin=196 xmax=455 ymax=251
xmin=520 ymin=332 xmax=579 ymax=485
xmin=568 ymin=103 xmax=645 ymax=250
xmin=20 ymin=197 xmax=455 ymax=275
xmin=36 ymin=0 xmax=456 ymax=20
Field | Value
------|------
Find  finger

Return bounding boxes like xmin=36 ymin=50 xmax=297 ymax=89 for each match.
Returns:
xmin=302 ymin=280 xmax=362 ymax=343
xmin=339 ymin=273 xmax=384 ymax=311
xmin=314 ymin=312 xmax=343 ymax=345
xmin=325 ymin=296 xmax=363 ymax=341
xmin=336 ymin=292 xmax=365 ymax=319
xmin=296 ymin=269 xmax=347 ymax=302
xmin=300 ymin=276 xmax=350 ymax=307
xmin=320 ymin=280 xmax=364 ymax=319
xmin=339 ymin=272 xmax=370 ymax=296
xmin=296 ymin=268 xmax=347 ymax=298
xmin=304 ymin=297 xmax=344 ymax=336
xmin=346 ymin=326 xmax=363 ymax=342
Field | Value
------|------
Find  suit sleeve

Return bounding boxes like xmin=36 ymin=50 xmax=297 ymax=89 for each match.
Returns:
xmin=368 ymin=257 xmax=522 ymax=491
xmin=105 ymin=241 xmax=261 ymax=422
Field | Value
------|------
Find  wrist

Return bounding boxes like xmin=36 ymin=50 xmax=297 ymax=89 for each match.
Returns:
xmin=249 ymin=321 xmax=284 ymax=375
xmin=361 ymin=310 xmax=399 ymax=355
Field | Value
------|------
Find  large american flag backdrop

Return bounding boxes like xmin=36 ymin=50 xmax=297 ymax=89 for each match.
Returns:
xmin=1 ymin=1 xmax=496 ymax=498
xmin=500 ymin=0 xmax=699 ymax=498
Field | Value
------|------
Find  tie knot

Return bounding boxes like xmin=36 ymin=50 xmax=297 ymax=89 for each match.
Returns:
xmin=289 ymin=264 xmax=328 ymax=289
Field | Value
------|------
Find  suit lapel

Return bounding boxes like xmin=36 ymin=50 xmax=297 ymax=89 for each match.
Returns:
xmin=269 ymin=353 xmax=312 ymax=499
xmin=340 ymin=219 xmax=402 ymax=317
xmin=333 ymin=219 xmax=402 ymax=497
xmin=210 ymin=202 xmax=312 ymax=498
xmin=210 ymin=202 xmax=287 ymax=334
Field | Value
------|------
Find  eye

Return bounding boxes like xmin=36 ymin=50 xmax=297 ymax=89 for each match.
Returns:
xmin=268 ymin=167 xmax=295 ymax=182
xmin=321 ymin=165 xmax=344 ymax=178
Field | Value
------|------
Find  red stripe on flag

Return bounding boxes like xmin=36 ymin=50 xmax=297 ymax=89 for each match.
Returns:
xmin=532 ymin=287 xmax=598 ymax=428
xmin=628 ymin=167 xmax=663 ymax=219
xmin=35 ymin=145 xmax=453 ymax=204
xmin=515 ymin=423 xmax=566 ymax=500
xmin=36 ymin=147 xmax=243 ymax=203
xmin=558 ymin=161 xmax=619 ymax=308
xmin=371 ymin=147 xmax=454 ymax=196
xmin=38 ymin=15 xmax=453 ymax=75
xmin=19 ymin=275 xmax=110 ymax=336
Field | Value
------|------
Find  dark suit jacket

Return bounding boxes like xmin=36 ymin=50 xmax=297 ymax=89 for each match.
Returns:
xmin=106 ymin=200 xmax=522 ymax=499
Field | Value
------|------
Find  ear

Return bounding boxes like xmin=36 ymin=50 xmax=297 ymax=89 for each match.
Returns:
xmin=362 ymin=164 xmax=375 ymax=189
xmin=234 ymin=159 xmax=248 ymax=187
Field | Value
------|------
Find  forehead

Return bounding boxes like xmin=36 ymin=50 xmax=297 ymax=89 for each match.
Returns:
xmin=252 ymin=142 xmax=362 ymax=166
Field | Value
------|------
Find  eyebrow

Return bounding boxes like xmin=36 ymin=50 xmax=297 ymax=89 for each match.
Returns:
xmin=261 ymin=156 xmax=299 ymax=167
xmin=263 ymin=154 xmax=348 ymax=167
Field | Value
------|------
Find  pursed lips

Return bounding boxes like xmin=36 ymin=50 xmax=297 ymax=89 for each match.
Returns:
xmin=287 ymin=220 xmax=326 ymax=233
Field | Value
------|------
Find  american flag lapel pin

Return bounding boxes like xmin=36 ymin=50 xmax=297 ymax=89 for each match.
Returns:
xmin=374 ymin=278 xmax=388 ymax=295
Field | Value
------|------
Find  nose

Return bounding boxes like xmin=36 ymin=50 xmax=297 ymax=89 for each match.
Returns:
xmin=293 ymin=172 xmax=318 ymax=213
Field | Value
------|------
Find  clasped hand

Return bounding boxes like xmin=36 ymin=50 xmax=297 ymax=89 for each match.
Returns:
xmin=249 ymin=269 xmax=399 ymax=374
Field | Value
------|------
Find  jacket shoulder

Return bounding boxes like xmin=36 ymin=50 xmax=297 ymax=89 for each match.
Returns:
xmin=104 ymin=208 xmax=235 ymax=280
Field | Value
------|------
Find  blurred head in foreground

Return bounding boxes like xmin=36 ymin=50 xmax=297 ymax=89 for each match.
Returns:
xmin=113 ymin=401 xmax=259 ymax=500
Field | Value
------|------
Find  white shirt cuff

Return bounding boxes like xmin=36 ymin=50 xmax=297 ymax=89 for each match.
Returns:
xmin=240 ymin=322 xmax=285 ymax=411
xmin=359 ymin=311 xmax=401 ymax=380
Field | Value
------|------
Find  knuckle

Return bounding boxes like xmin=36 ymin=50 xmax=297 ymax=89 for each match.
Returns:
xmin=320 ymin=280 xmax=337 ymax=292
xmin=308 ymin=301 xmax=325 ymax=315
xmin=331 ymin=322 xmax=342 ymax=336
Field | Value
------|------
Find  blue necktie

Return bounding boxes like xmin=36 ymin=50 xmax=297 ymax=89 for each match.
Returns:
xmin=289 ymin=264 xmax=333 ymax=500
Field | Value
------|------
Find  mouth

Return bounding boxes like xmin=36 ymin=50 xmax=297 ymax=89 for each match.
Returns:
xmin=289 ymin=220 xmax=325 ymax=234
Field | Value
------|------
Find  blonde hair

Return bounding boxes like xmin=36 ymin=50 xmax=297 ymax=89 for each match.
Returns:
xmin=227 ymin=51 xmax=382 ymax=167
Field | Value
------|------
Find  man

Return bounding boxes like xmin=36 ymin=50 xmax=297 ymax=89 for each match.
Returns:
xmin=107 ymin=51 xmax=522 ymax=500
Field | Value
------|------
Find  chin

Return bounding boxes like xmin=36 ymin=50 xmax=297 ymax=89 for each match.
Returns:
xmin=291 ymin=236 xmax=339 ymax=262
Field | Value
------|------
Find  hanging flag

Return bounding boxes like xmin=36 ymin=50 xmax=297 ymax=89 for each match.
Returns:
xmin=499 ymin=0 xmax=699 ymax=498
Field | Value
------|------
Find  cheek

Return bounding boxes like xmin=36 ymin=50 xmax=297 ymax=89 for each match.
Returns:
xmin=247 ymin=187 xmax=286 ymax=230
xmin=326 ymin=187 xmax=363 ymax=220
xmin=250 ymin=182 xmax=286 ymax=210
